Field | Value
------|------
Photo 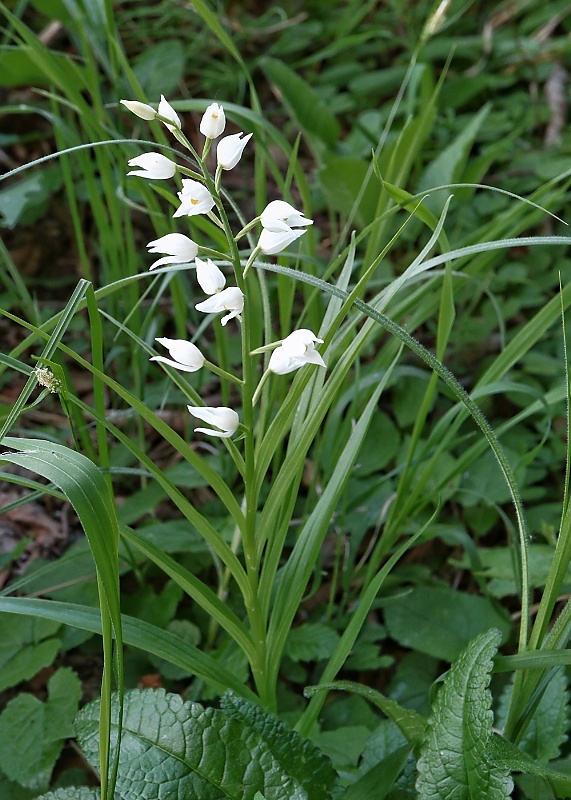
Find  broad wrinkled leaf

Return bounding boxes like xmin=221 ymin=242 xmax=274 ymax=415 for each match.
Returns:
xmin=285 ymin=623 xmax=340 ymax=663
xmin=384 ymin=586 xmax=511 ymax=662
xmin=318 ymin=157 xmax=379 ymax=226
xmin=132 ymin=40 xmax=186 ymax=98
xmin=0 ymin=612 xmax=60 ymax=693
xmin=35 ymin=790 xmax=100 ymax=800
xmin=0 ymin=772 xmax=36 ymax=800
xmin=220 ymin=692 xmax=336 ymax=800
xmin=0 ymin=668 xmax=81 ymax=791
xmin=416 ymin=629 xmax=513 ymax=799
xmin=76 ymin=689 xmax=316 ymax=800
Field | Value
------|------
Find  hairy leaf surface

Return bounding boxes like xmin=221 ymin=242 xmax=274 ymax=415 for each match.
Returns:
xmin=220 ymin=692 xmax=336 ymax=800
xmin=76 ymin=689 xmax=324 ymax=800
xmin=416 ymin=629 xmax=513 ymax=799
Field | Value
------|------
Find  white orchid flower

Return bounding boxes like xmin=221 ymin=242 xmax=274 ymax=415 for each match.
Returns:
xmin=120 ymin=99 xmax=156 ymax=120
xmin=173 ymin=179 xmax=215 ymax=217
xmin=127 ymin=152 xmax=176 ymax=180
xmin=150 ymin=338 xmax=205 ymax=372
xmin=260 ymin=200 xmax=313 ymax=232
xmin=268 ymin=329 xmax=326 ymax=375
xmin=187 ymin=405 xmax=239 ymax=438
xmin=216 ymin=132 xmax=253 ymax=170
xmin=195 ymin=286 xmax=244 ymax=326
xmin=158 ymin=95 xmax=181 ymax=132
xmin=258 ymin=226 xmax=307 ymax=255
xmin=146 ymin=233 xmax=198 ymax=270
xmin=200 ymin=103 xmax=226 ymax=139
xmin=195 ymin=257 xmax=226 ymax=295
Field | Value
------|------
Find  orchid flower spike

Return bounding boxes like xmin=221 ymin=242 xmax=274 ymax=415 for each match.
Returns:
xmin=158 ymin=95 xmax=181 ymax=133
xmin=173 ymin=179 xmax=215 ymax=217
xmin=195 ymin=257 xmax=226 ymax=295
xmin=195 ymin=286 xmax=244 ymax=326
xmin=260 ymin=200 xmax=313 ymax=232
xmin=258 ymin=226 xmax=307 ymax=255
xmin=127 ymin=152 xmax=177 ymax=180
xmin=120 ymin=99 xmax=156 ymax=120
xmin=147 ymin=233 xmax=198 ymax=270
xmin=268 ymin=329 xmax=326 ymax=375
xmin=187 ymin=405 xmax=239 ymax=438
xmin=200 ymin=103 xmax=226 ymax=139
xmin=150 ymin=338 xmax=205 ymax=373
xmin=217 ymin=132 xmax=253 ymax=170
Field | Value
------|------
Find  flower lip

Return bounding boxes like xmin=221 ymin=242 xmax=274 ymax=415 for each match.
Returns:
xmin=187 ymin=405 xmax=239 ymax=438
xmin=216 ymin=132 xmax=253 ymax=170
xmin=158 ymin=95 xmax=181 ymax=133
xmin=258 ymin=227 xmax=306 ymax=255
xmin=195 ymin=286 xmax=244 ymax=326
xmin=268 ymin=329 xmax=326 ymax=375
xmin=146 ymin=233 xmax=198 ymax=270
xmin=150 ymin=338 xmax=205 ymax=372
xmin=127 ymin=152 xmax=177 ymax=179
xmin=173 ymin=179 xmax=215 ymax=217
xmin=195 ymin=257 xmax=226 ymax=295
xmin=200 ymin=103 xmax=226 ymax=139
xmin=260 ymin=200 xmax=313 ymax=232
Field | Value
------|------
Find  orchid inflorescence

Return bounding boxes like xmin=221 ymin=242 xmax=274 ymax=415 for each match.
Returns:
xmin=121 ymin=95 xmax=326 ymax=439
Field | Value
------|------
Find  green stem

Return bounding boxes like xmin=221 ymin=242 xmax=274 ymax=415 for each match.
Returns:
xmin=201 ymin=167 xmax=270 ymax=706
xmin=204 ymin=359 xmax=244 ymax=386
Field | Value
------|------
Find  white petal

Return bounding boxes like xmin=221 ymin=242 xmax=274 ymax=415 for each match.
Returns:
xmin=195 ymin=257 xmax=226 ymax=295
xmin=195 ymin=295 xmax=224 ymax=314
xmin=268 ymin=346 xmax=296 ymax=375
xmin=148 ymin=255 xmax=182 ymax=270
xmin=155 ymin=337 xmax=204 ymax=368
xmin=127 ymin=152 xmax=176 ymax=179
xmin=187 ymin=405 xmax=239 ymax=437
xmin=282 ymin=329 xmax=324 ymax=351
xmin=268 ymin=328 xmax=326 ymax=374
xmin=149 ymin=356 xmax=201 ymax=373
xmin=120 ymin=100 xmax=156 ymax=120
xmin=147 ymin=233 xmax=198 ymax=267
xmin=158 ymin=95 xmax=181 ymax=132
xmin=200 ymin=103 xmax=226 ymax=139
xmin=258 ymin=227 xmax=306 ymax=255
xmin=261 ymin=199 xmax=313 ymax=231
xmin=173 ymin=180 xmax=215 ymax=217
xmin=195 ymin=286 xmax=244 ymax=319
xmin=216 ymin=132 xmax=253 ymax=170
xmin=296 ymin=349 xmax=326 ymax=368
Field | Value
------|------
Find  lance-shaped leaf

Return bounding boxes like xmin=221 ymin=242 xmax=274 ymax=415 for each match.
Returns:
xmin=416 ymin=629 xmax=513 ymax=800
xmin=486 ymin=733 xmax=571 ymax=794
xmin=75 ymin=689 xmax=321 ymax=800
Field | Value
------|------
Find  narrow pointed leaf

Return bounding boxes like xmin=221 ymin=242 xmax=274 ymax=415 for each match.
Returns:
xmin=0 ymin=597 xmax=258 ymax=701
xmin=304 ymin=680 xmax=426 ymax=750
xmin=260 ymin=57 xmax=339 ymax=150
xmin=341 ymin=745 xmax=412 ymax=800
xmin=487 ymin=733 xmax=571 ymax=792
